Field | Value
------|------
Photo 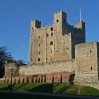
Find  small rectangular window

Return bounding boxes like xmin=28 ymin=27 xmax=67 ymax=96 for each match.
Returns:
xmin=38 ymin=36 xmax=40 ymax=38
xmin=51 ymin=33 xmax=53 ymax=36
xmin=46 ymin=34 xmax=48 ymax=37
xmin=50 ymin=41 xmax=53 ymax=45
xmin=90 ymin=50 xmax=92 ymax=53
xmin=38 ymin=58 xmax=40 ymax=61
xmin=50 ymin=27 xmax=53 ymax=31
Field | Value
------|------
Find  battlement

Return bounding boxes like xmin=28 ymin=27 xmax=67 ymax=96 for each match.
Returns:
xmin=31 ymin=19 xmax=41 ymax=31
xmin=30 ymin=11 xmax=85 ymax=36
xmin=54 ymin=11 xmax=67 ymax=24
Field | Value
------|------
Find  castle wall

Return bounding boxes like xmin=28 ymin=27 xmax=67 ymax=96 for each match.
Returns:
xmin=3 ymin=11 xmax=99 ymax=90
xmin=74 ymin=41 xmax=99 ymax=84
xmin=30 ymin=11 xmax=86 ymax=65
xmin=19 ymin=59 xmax=75 ymax=76
xmin=97 ymin=42 xmax=99 ymax=77
xmin=0 ymin=72 xmax=72 ymax=84
xmin=70 ymin=21 xmax=85 ymax=59
xmin=67 ymin=24 xmax=74 ymax=34
xmin=54 ymin=33 xmax=72 ymax=61
xmin=72 ymin=32 xmax=85 ymax=58
xmin=46 ymin=25 xmax=55 ymax=62
xmin=5 ymin=62 xmax=19 ymax=78
xmin=30 ymin=26 xmax=48 ymax=64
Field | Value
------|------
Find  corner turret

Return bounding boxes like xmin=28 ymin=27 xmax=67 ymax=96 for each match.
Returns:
xmin=31 ymin=19 xmax=41 ymax=31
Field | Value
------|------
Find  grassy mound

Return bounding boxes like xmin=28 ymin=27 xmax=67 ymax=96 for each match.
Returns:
xmin=0 ymin=83 xmax=99 ymax=96
xmin=80 ymin=86 xmax=99 ymax=96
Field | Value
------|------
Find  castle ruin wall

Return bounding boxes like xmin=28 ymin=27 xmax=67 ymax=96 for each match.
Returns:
xmin=19 ymin=59 xmax=75 ymax=76
xmin=74 ymin=41 xmax=99 ymax=84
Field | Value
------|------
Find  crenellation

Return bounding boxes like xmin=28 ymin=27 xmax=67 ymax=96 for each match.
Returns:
xmin=31 ymin=19 xmax=41 ymax=30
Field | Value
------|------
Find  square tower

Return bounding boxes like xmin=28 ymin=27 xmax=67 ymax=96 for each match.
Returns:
xmin=29 ymin=11 xmax=86 ymax=64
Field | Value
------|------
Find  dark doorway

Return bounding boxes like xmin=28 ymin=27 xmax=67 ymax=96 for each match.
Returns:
xmin=69 ymin=74 xmax=75 ymax=85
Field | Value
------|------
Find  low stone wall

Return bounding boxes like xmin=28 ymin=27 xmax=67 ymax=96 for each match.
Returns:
xmin=74 ymin=73 xmax=99 ymax=90
xmin=5 ymin=65 xmax=19 ymax=78
xmin=0 ymin=72 xmax=72 ymax=84
xmin=74 ymin=73 xmax=99 ymax=84
xmin=19 ymin=59 xmax=75 ymax=75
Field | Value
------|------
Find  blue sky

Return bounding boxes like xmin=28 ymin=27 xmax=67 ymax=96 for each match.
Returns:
xmin=0 ymin=0 xmax=99 ymax=63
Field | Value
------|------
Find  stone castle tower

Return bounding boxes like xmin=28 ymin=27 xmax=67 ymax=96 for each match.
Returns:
xmin=30 ymin=11 xmax=85 ymax=64
xmin=2 ymin=11 xmax=99 ymax=90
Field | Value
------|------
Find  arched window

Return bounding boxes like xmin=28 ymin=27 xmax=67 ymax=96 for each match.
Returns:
xmin=56 ymin=19 xmax=59 ymax=22
xmin=50 ymin=27 xmax=53 ymax=31
xmin=50 ymin=41 xmax=53 ymax=45
xmin=90 ymin=66 xmax=93 ymax=70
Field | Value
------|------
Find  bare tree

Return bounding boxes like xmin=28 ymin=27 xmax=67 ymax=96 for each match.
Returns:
xmin=0 ymin=46 xmax=13 ymax=77
xmin=16 ymin=59 xmax=25 ymax=66
xmin=0 ymin=46 xmax=13 ymax=67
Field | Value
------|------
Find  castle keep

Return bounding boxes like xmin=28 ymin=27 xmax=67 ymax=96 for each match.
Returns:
xmin=30 ymin=11 xmax=85 ymax=64
xmin=1 ymin=11 xmax=99 ymax=89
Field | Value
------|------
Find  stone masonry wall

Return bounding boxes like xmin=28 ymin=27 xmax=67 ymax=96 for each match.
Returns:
xmin=75 ymin=41 xmax=98 ymax=74
xmin=0 ymin=72 xmax=72 ymax=84
xmin=97 ymin=42 xmax=99 ymax=77
xmin=30 ymin=11 xmax=86 ymax=64
xmin=3 ymin=11 xmax=99 ymax=90
xmin=5 ymin=62 xmax=19 ymax=78
xmin=74 ymin=41 xmax=99 ymax=84
xmin=19 ymin=59 xmax=75 ymax=76
xmin=30 ymin=24 xmax=47 ymax=64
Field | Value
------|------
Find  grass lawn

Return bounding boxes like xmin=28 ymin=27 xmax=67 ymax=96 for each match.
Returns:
xmin=0 ymin=82 xmax=99 ymax=98
xmin=80 ymin=86 xmax=99 ymax=96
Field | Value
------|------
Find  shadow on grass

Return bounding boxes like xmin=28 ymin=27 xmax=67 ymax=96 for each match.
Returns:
xmin=0 ymin=84 xmax=9 ymax=90
xmin=55 ymin=86 xmax=69 ymax=94
xmin=0 ymin=83 xmax=16 ymax=91
xmin=53 ymin=83 xmax=60 ymax=88
xmin=0 ymin=87 xmax=9 ymax=90
xmin=29 ymin=83 xmax=54 ymax=93
xmin=12 ymin=83 xmax=27 ymax=91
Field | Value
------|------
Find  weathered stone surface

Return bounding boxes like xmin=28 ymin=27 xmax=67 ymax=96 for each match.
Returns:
xmin=74 ymin=42 xmax=99 ymax=84
xmin=30 ymin=11 xmax=85 ymax=64
xmin=19 ymin=59 xmax=75 ymax=75
xmin=5 ymin=61 xmax=19 ymax=78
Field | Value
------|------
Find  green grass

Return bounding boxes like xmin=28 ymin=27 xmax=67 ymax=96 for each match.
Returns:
xmin=0 ymin=83 xmax=9 ymax=90
xmin=80 ymin=86 xmax=99 ymax=96
xmin=0 ymin=83 xmax=99 ymax=96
